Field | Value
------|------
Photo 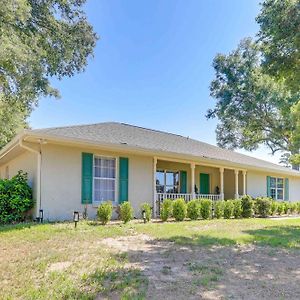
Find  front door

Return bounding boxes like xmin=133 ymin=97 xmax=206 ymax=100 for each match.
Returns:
xmin=200 ymin=173 xmax=210 ymax=194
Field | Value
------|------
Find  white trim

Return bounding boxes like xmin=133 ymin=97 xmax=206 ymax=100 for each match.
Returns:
xmin=270 ymin=176 xmax=284 ymax=201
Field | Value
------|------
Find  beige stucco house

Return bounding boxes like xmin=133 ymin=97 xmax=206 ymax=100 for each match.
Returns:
xmin=0 ymin=122 xmax=300 ymax=221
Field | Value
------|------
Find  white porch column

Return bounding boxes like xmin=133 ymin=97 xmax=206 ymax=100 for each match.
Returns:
xmin=242 ymin=170 xmax=247 ymax=195
xmin=219 ymin=167 xmax=224 ymax=200
xmin=191 ymin=163 xmax=195 ymax=199
xmin=153 ymin=157 xmax=157 ymax=218
xmin=234 ymin=170 xmax=239 ymax=199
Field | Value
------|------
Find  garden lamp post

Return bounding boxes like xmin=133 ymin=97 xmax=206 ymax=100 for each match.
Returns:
xmin=39 ymin=209 xmax=44 ymax=223
xmin=142 ymin=210 xmax=146 ymax=223
xmin=73 ymin=211 xmax=79 ymax=228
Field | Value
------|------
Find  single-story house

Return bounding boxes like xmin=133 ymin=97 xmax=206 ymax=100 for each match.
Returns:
xmin=0 ymin=122 xmax=299 ymax=221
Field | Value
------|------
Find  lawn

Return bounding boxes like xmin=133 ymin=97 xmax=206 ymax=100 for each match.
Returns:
xmin=1 ymin=218 xmax=300 ymax=299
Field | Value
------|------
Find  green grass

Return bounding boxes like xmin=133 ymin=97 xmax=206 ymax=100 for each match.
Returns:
xmin=1 ymin=217 xmax=300 ymax=299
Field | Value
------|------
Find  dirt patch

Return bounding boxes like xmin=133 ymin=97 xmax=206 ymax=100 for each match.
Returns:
xmin=101 ymin=234 xmax=300 ymax=299
xmin=47 ymin=261 xmax=72 ymax=273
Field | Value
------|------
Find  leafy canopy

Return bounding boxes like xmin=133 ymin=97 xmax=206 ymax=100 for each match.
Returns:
xmin=208 ymin=0 xmax=300 ymax=167
xmin=0 ymin=0 xmax=97 ymax=148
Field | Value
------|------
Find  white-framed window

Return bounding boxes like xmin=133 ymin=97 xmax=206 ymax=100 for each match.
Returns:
xmin=93 ymin=156 xmax=116 ymax=204
xmin=156 ymin=170 xmax=179 ymax=193
xmin=270 ymin=177 xmax=284 ymax=200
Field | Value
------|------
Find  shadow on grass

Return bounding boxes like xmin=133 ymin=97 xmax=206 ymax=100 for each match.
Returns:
xmin=0 ymin=222 xmax=37 ymax=233
xmin=243 ymin=225 xmax=300 ymax=248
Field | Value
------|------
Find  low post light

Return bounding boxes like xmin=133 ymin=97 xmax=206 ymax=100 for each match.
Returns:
xmin=39 ymin=209 xmax=44 ymax=223
xmin=73 ymin=211 xmax=79 ymax=228
xmin=142 ymin=210 xmax=146 ymax=224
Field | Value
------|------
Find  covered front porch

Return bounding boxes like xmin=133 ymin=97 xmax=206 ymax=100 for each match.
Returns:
xmin=153 ymin=157 xmax=247 ymax=216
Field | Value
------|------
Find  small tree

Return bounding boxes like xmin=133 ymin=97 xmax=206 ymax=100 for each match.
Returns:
xmin=120 ymin=202 xmax=133 ymax=224
xmin=200 ymin=199 xmax=212 ymax=220
xmin=172 ymin=198 xmax=187 ymax=221
xmin=97 ymin=202 xmax=113 ymax=225
xmin=160 ymin=199 xmax=173 ymax=222
xmin=224 ymin=200 xmax=234 ymax=219
xmin=255 ymin=197 xmax=271 ymax=218
xmin=241 ymin=195 xmax=253 ymax=218
xmin=214 ymin=201 xmax=225 ymax=219
xmin=140 ymin=203 xmax=152 ymax=222
xmin=187 ymin=199 xmax=201 ymax=220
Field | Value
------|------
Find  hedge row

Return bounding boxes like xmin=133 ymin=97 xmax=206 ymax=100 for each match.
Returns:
xmin=159 ymin=195 xmax=300 ymax=221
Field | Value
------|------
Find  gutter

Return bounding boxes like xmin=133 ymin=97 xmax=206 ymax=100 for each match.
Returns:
xmin=19 ymin=138 xmax=42 ymax=219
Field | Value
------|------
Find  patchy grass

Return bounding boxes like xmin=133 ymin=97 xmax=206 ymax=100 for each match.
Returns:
xmin=1 ymin=217 xmax=300 ymax=299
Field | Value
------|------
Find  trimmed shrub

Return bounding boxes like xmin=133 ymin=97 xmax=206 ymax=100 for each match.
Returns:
xmin=277 ymin=202 xmax=284 ymax=215
xmin=241 ymin=195 xmax=254 ymax=218
xmin=187 ymin=199 xmax=200 ymax=220
xmin=0 ymin=171 xmax=33 ymax=224
xmin=172 ymin=198 xmax=187 ymax=221
xmin=255 ymin=197 xmax=271 ymax=218
xmin=270 ymin=200 xmax=278 ymax=216
xmin=97 ymin=202 xmax=113 ymax=225
xmin=120 ymin=202 xmax=133 ymax=224
xmin=290 ymin=202 xmax=297 ymax=214
xmin=141 ymin=203 xmax=152 ymax=222
xmin=283 ymin=202 xmax=289 ymax=215
xmin=214 ymin=201 xmax=224 ymax=219
xmin=296 ymin=202 xmax=300 ymax=214
xmin=200 ymin=199 xmax=212 ymax=220
xmin=232 ymin=199 xmax=242 ymax=218
xmin=223 ymin=200 xmax=234 ymax=219
xmin=160 ymin=199 xmax=173 ymax=222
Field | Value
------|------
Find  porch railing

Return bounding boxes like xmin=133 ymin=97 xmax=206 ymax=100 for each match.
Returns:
xmin=155 ymin=193 xmax=222 ymax=216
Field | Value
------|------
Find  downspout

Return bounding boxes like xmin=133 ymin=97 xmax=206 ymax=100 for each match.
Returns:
xmin=19 ymin=138 xmax=42 ymax=219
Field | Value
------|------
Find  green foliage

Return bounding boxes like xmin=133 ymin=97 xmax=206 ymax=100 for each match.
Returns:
xmin=214 ymin=201 xmax=224 ymax=219
xmin=97 ymin=202 xmax=113 ymax=225
xmin=208 ymin=0 xmax=300 ymax=165
xmin=223 ymin=200 xmax=234 ymax=219
xmin=172 ymin=198 xmax=187 ymax=222
xmin=296 ymin=202 xmax=300 ymax=214
xmin=140 ymin=203 xmax=151 ymax=222
xmin=270 ymin=200 xmax=278 ymax=216
xmin=241 ymin=195 xmax=254 ymax=218
xmin=119 ymin=202 xmax=133 ymax=224
xmin=277 ymin=202 xmax=284 ymax=215
xmin=232 ymin=200 xmax=242 ymax=219
xmin=255 ymin=197 xmax=272 ymax=218
xmin=289 ymin=202 xmax=297 ymax=214
xmin=200 ymin=199 xmax=212 ymax=220
xmin=187 ymin=199 xmax=201 ymax=220
xmin=283 ymin=202 xmax=290 ymax=215
xmin=160 ymin=199 xmax=173 ymax=222
xmin=0 ymin=171 xmax=33 ymax=224
xmin=0 ymin=0 xmax=98 ymax=148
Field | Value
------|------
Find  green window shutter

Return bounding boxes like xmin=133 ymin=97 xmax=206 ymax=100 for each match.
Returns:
xmin=119 ymin=157 xmax=128 ymax=203
xmin=82 ymin=153 xmax=93 ymax=204
xmin=285 ymin=178 xmax=289 ymax=201
xmin=266 ymin=176 xmax=271 ymax=197
xmin=180 ymin=171 xmax=187 ymax=193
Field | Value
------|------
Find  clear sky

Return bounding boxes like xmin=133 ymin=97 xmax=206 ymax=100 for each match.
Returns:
xmin=29 ymin=0 xmax=281 ymax=164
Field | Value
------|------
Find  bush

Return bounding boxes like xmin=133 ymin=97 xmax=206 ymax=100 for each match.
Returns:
xmin=200 ymin=199 xmax=212 ymax=219
xmin=120 ymin=202 xmax=133 ymax=223
xmin=97 ymin=202 xmax=113 ymax=225
xmin=223 ymin=200 xmax=234 ymax=219
xmin=160 ymin=199 xmax=173 ymax=222
xmin=172 ymin=198 xmax=187 ymax=221
xmin=241 ymin=195 xmax=254 ymax=218
xmin=296 ymin=202 xmax=300 ymax=214
xmin=187 ymin=199 xmax=200 ymax=220
xmin=277 ymin=202 xmax=284 ymax=215
xmin=232 ymin=199 xmax=242 ymax=218
xmin=270 ymin=200 xmax=278 ymax=216
xmin=140 ymin=203 xmax=152 ymax=222
xmin=0 ymin=171 xmax=33 ymax=224
xmin=283 ymin=202 xmax=289 ymax=215
xmin=214 ymin=201 xmax=224 ymax=219
xmin=255 ymin=197 xmax=272 ymax=218
xmin=290 ymin=202 xmax=297 ymax=214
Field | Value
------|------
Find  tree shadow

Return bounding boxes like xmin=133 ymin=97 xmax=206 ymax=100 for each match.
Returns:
xmin=243 ymin=225 xmax=300 ymax=248
xmin=0 ymin=222 xmax=37 ymax=233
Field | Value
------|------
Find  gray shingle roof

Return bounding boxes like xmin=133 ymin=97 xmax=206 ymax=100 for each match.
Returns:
xmin=30 ymin=122 xmax=300 ymax=175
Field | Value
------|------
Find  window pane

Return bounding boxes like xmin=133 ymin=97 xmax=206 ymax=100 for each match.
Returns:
xmin=94 ymin=157 xmax=116 ymax=179
xmin=166 ymin=186 xmax=178 ymax=194
xmin=94 ymin=178 xmax=115 ymax=202
xmin=270 ymin=177 xmax=276 ymax=188
xmin=156 ymin=171 xmax=164 ymax=186
xmin=277 ymin=178 xmax=283 ymax=188
xmin=270 ymin=188 xmax=276 ymax=199
xmin=277 ymin=189 xmax=283 ymax=200
xmin=166 ymin=171 xmax=179 ymax=186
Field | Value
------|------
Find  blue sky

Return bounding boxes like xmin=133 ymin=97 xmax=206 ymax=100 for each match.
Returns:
xmin=29 ymin=0 xmax=281 ymax=164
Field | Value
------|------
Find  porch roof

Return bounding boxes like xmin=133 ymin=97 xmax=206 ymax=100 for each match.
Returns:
xmin=1 ymin=122 xmax=300 ymax=176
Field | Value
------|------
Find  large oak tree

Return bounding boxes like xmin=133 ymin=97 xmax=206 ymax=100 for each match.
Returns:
xmin=0 ymin=0 xmax=97 ymax=148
